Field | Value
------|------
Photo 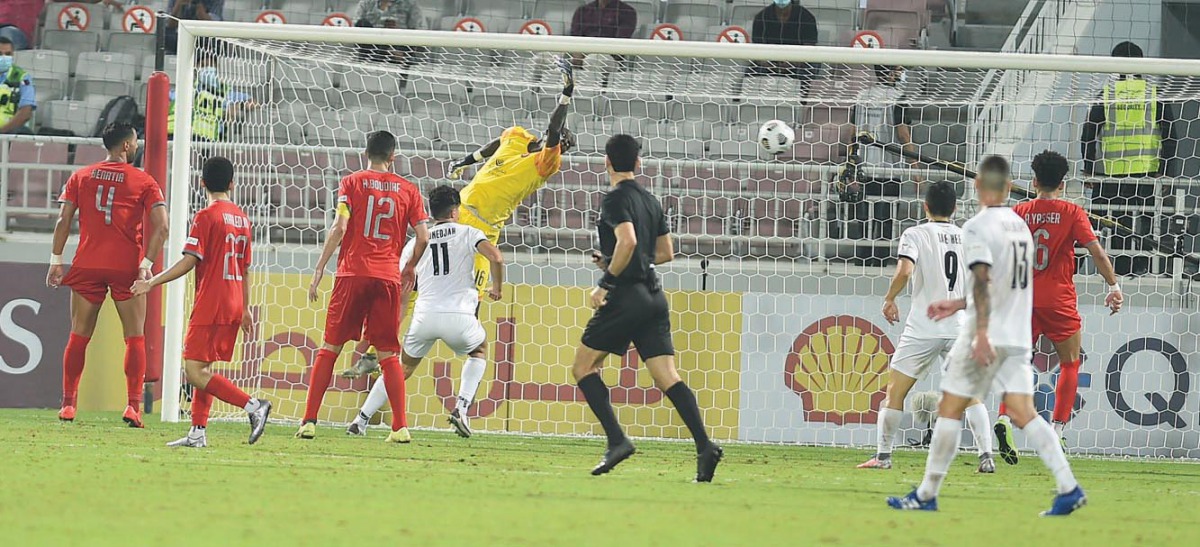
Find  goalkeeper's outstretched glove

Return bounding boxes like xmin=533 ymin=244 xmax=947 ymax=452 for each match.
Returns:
xmin=556 ymin=56 xmax=575 ymax=98
xmin=448 ymin=157 xmax=473 ymax=180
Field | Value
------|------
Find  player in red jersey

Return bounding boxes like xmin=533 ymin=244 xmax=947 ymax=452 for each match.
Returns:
xmin=297 ymin=130 xmax=430 ymax=442
xmin=132 ymin=157 xmax=272 ymax=447
xmin=993 ymin=150 xmax=1123 ymax=464
xmin=46 ymin=123 xmax=169 ymax=427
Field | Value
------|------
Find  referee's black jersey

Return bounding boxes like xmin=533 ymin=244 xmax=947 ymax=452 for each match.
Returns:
xmin=598 ymin=178 xmax=668 ymax=285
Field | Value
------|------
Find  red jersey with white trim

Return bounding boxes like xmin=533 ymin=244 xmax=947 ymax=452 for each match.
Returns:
xmin=335 ymin=170 xmax=427 ymax=283
xmin=1013 ymin=198 xmax=1097 ymax=310
xmin=183 ymin=201 xmax=252 ymax=326
xmin=58 ymin=161 xmax=166 ymax=271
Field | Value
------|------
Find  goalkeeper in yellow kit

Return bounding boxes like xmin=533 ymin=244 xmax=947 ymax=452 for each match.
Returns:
xmin=447 ymin=57 xmax=577 ymax=294
xmin=339 ymin=58 xmax=575 ymax=382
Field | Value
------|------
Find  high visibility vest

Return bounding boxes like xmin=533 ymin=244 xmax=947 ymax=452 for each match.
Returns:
xmin=0 ymin=66 xmax=29 ymax=126
xmin=1100 ymin=79 xmax=1161 ymax=176
xmin=168 ymin=88 xmax=225 ymax=141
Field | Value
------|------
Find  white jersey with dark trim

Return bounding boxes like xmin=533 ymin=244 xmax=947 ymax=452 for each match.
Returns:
xmin=961 ymin=207 xmax=1034 ymax=348
xmin=896 ymin=221 xmax=964 ymax=340
xmin=400 ymin=221 xmax=488 ymax=316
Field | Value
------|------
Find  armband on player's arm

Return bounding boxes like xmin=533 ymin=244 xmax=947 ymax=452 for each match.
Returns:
xmin=336 ymin=202 xmax=351 ymax=219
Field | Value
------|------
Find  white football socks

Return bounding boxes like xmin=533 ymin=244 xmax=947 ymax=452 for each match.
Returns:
xmin=877 ymin=407 xmax=902 ymax=458
xmin=243 ymin=398 xmax=260 ymax=413
xmin=964 ymin=403 xmax=993 ymax=455
xmin=916 ymin=418 xmax=962 ymax=501
xmin=1052 ymin=421 xmax=1065 ymax=437
xmin=1023 ymin=416 xmax=1079 ymax=494
xmin=457 ymin=357 xmax=487 ymax=413
xmin=359 ymin=378 xmax=390 ymax=421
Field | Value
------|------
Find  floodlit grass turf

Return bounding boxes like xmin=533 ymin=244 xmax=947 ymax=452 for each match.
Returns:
xmin=3 ymin=409 xmax=1198 ymax=546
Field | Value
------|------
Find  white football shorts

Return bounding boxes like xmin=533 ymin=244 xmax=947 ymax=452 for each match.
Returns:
xmin=940 ymin=334 xmax=1034 ymax=400
xmin=889 ymin=334 xmax=954 ymax=381
xmin=403 ymin=312 xmax=486 ymax=358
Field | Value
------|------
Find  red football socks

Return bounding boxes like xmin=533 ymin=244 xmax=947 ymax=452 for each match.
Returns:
xmin=61 ymin=333 xmax=91 ymax=407
xmin=998 ymin=402 xmax=1007 ymax=417
xmin=1053 ymin=360 xmax=1081 ymax=424
xmin=203 ymin=373 xmax=251 ymax=409
xmin=379 ymin=356 xmax=408 ymax=431
xmin=191 ymin=388 xmax=212 ymax=427
xmin=302 ymin=348 xmax=338 ymax=423
xmin=123 ymin=336 xmax=146 ymax=408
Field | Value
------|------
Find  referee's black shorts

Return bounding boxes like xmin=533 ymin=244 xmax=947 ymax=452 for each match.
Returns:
xmin=581 ymin=282 xmax=674 ymax=359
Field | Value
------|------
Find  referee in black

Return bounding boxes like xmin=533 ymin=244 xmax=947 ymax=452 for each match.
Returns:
xmin=572 ymin=134 xmax=723 ymax=482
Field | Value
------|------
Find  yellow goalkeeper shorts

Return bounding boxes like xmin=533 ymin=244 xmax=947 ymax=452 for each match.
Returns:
xmin=457 ymin=207 xmax=502 ymax=294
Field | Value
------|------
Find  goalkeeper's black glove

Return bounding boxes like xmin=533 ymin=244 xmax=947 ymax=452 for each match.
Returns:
xmin=556 ymin=56 xmax=575 ymax=98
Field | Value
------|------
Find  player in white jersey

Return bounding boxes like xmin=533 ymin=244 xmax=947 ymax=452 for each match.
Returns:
xmin=346 ymin=186 xmax=504 ymax=438
xmin=888 ymin=156 xmax=1085 ymax=516
xmin=857 ymin=182 xmax=995 ymax=473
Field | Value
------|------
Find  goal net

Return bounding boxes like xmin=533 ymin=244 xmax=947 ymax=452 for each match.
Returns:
xmin=163 ymin=22 xmax=1200 ymax=458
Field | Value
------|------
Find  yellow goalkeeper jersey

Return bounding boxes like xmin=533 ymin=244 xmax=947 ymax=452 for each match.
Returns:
xmin=459 ymin=126 xmax=562 ymax=233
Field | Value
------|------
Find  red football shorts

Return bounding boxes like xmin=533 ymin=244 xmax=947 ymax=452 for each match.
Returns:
xmin=1032 ymin=306 xmax=1082 ymax=343
xmin=62 ymin=267 xmax=138 ymax=304
xmin=323 ymin=276 xmax=403 ymax=352
xmin=183 ymin=324 xmax=241 ymax=363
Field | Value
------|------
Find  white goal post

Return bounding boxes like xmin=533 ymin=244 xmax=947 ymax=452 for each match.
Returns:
xmin=162 ymin=19 xmax=1200 ymax=458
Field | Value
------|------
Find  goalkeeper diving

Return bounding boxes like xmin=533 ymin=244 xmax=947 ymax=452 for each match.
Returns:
xmin=447 ymin=56 xmax=577 ymax=293
xmin=341 ymin=57 xmax=576 ymax=432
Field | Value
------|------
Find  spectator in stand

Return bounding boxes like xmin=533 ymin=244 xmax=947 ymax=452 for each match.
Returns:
xmin=0 ymin=37 xmax=35 ymax=134
xmin=1080 ymin=41 xmax=1177 ymax=276
xmin=165 ymin=0 xmax=225 ymax=54
xmin=571 ymin=0 xmax=637 ymax=39
xmin=750 ymin=0 xmax=818 ymax=80
xmin=0 ymin=0 xmax=42 ymax=51
xmin=353 ymin=1 xmax=426 ymax=66
xmin=843 ymin=65 xmax=917 ymax=266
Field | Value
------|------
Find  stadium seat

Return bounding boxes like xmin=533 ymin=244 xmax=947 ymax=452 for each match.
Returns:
xmin=726 ymin=0 xmax=761 ymax=27
xmin=140 ymin=55 xmax=177 ymax=81
xmin=469 ymin=0 xmax=529 ymax=33
xmin=664 ymin=0 xmax=722 ymax=41
xmin=40 ymin=30 xmax=100 ymax=71
xmin=438 ymin=119 xmax=494 ymax=152
xmin=711 ymin=123 xmax=766 ymax=160
xmin=471 ymin=85 xmax=526 ymax=112
xmin=384 ymin=115 xmax=441 ymax=150
xmin=864 ymin=0 xmax=927 ymax=49
xmin=810 ymin=4 xmax=859 ymax=46
xmin=788 ymin=123 xmax=845 ymax=164
xmin=531 ymin=0 xmax=577 ymax=36
xmin=106 ymin=33 xmax=157 ymax=72
xmin=408 ymin=76 xmax=470 ymax=106
xmin=32 ymin=77 xmax=66 ymax=104
xmin=42 ymin=3 xmax=97 ymax=35
xmin=217 ymin=56 xmax=271 ymax=87
xmin=14 ymin=50 xmax=70 ymax=88
xmin=73 ymin=52 xmax=137 ymax=99
xmin=44 ymin=99 xmax=100 ymax=136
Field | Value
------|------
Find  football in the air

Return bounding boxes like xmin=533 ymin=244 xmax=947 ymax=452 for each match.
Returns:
xmin=758 ymin=120 xmax=795 ymax=155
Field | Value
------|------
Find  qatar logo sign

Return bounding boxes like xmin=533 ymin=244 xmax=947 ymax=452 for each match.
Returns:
xmin=783 ymin=315 xmax=892 ymax=424
xmin=1106 ymin=337 xmax=1190 ymax=428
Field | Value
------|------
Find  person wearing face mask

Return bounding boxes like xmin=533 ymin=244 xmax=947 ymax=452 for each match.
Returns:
xmin=0 ymin=36 xmax=35 ymax=135
xmin=167 ymin=52 xmax=257 ymax=143
xmin=844 ymin=65 xmax=919 ymax=266
xmin=750 ymin=0 xmax=819 ymax=82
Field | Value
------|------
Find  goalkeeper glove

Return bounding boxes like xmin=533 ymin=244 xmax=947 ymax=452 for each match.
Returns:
xmin=556 ymin=56 xmax=575 ymax=98
xmin=448 ymin=150 xmax=484 ymax=180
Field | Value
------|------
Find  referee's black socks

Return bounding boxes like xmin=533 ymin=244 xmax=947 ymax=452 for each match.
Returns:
xmin=578 ymin=373 xmax=628 ymax=447
xmin=665 ymin=381 xmax=711 ymax=453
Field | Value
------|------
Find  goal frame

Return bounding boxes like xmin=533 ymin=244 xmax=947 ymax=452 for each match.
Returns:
xmin=161 ymin=20 xmax=1200 ymax=423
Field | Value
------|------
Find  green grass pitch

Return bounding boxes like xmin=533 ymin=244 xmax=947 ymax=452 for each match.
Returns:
xmin=4 ymin=409 xmax=1198 ymax=546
